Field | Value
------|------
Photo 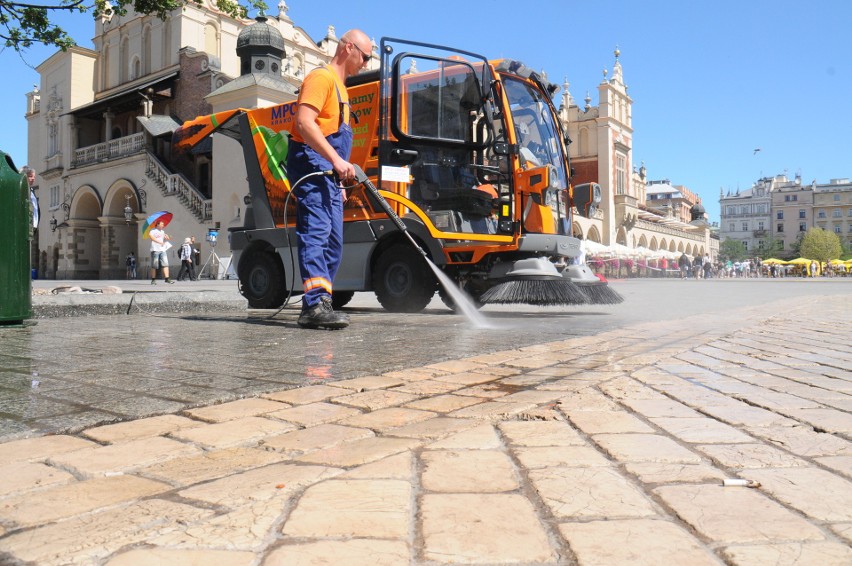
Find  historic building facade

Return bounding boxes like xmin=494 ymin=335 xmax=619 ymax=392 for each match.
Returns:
xmin=25 ymin=1 xmax=367 ymax=279
xmin=720 ymin=175 xmax=851 ymax=257
xmin=558 ymin=49 xmax=714 ymax=260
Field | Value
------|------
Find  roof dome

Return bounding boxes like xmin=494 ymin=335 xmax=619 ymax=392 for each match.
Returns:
xmin=237 ymin=15 xmax=285 ymax=57
xmin=690 ymin=202 xmax=706 ymax=222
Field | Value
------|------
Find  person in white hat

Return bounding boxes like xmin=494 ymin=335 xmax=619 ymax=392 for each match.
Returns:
xmin=176 ymin=237 xmax=196 ymax=281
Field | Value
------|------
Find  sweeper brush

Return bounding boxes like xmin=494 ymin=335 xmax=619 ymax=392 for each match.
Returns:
xmin=563 ymin=264 xmax=624 ymax=305
xmin=479 ymin=258 xmax=589 ymax=306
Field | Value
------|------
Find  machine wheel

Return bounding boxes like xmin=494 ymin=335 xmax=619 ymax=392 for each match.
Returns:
xmin=372 ymin=244 xmax=437 ymax=313
xmin=238 ymin=249 xmax=287 ymax=309
xmin=331 ymin=291 xmax=354 ymax=310
xmin=438 ymin=281 xmax=484 ymax=312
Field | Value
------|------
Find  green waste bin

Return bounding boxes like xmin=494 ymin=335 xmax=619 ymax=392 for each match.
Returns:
xmin=0 ymin=151 xmax=32 ymax=325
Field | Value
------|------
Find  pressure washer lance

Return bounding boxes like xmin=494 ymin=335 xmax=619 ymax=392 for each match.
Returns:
xmin=352 ymin=165 xmax=430 ymax=262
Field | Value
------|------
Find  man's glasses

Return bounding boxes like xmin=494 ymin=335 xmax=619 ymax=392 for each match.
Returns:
xmin=350 ymin=42 xmax=370 ymax=63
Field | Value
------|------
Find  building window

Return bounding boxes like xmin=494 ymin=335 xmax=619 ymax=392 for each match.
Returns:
xmin=49 ymin=186 xmax=60 ymax=209
xmin=777 ymin=211 xmax=783 ymax=220
xmin=777 ymin=223 xmax=784 ymax=232
xmin=834 ymin=194 xmax=841 ymax=201
xmin=758 ymin=221 xmax=764 ymax=230
xmin=615 ymin=154 xmax=626 ymax=195
xmin=792 ymin=195 xmax=797 ymax=202
xmin=729 ymin=223 xmax=735 ymax=232
xmin=833 ymin=209 xmax=841 ymax=218
xmin=848 ymin=209 xmax=852 ymax=216
xmin=758 ymin=240 xmax=764 ymax=249
xmin=835 ymin=225 xmax=842 ymax=234
xmin=818 ymin=210 xmax=826 ymax=218
xmin=727 ymin=206 xmax=734 ymax=215
xmin=799 ymin=222 xmax=806 ymax=232
xmin=799 ymin=209 xmax=805 ymax=219
xmin=742 ymin=222 xmax=748 ymax=231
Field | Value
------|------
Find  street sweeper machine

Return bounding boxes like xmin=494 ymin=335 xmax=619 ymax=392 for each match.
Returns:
xmin=173 ymin=37 xmax=622 ymax=312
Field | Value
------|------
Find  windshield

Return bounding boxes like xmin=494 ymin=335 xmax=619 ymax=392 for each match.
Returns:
xmin=502 ymin=76 xmax=568 ymax=189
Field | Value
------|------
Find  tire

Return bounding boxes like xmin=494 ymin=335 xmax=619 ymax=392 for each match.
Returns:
xmin=331 ymin=291 xmax=354 ymax=310
xmin=372 ymin=244 xmax=437 ymax=313
xmin=238 ymin=250 xmax=287 ymax=309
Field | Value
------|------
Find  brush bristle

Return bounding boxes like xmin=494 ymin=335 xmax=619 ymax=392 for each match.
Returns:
xmin=480 ymin=279 xmax=588 ymax=306
xmin=575 ymin=282 xmax=624 ymax=304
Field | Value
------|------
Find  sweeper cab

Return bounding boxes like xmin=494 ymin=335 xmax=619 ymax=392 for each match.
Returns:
xmin=173 ymin=37 xmax=621 ymax=312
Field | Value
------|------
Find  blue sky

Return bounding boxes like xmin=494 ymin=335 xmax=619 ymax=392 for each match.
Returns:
xmin=3 ymin=0 xmax=850 ymax=222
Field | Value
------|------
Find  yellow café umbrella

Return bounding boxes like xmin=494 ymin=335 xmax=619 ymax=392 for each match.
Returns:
xmin=786 ymin=258 xmax=811 ymax=265
xmin=762 ymin=258 xmax=785 ymax=265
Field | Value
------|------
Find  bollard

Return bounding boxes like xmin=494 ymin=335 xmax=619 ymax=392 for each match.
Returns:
xmin=0 ymin=152 xmax=33 ymax=325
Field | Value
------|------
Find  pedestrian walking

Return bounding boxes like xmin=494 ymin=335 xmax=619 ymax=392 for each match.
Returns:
xmin=149 ymin=220 xmax=175 ymax=284
xmin=126 ymin=252 xmax=137 ymax=279
xmin=176 ymin=238 xmax=196 ymax=281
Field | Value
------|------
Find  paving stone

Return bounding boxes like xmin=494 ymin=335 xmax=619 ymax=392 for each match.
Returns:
xmin=428 ymin=424 xmax=502 ymax=450
xmin=170 ymin=416 xmax=295 ymax=449
xmin=529 ymin=466 xmax=657 ymax=519
xmin=0 ymin=499 xmax=213 ymax=565
xmin=282 ymin=479 xmax=410 ymax=538
xmin=137 ymin=446 xmax=288 ymax=486
xmin=391 ymin=379 xmax=463 ymax=395
xmin=514 ymin=445 xmax=611 ymax=469
xmin=48 ymin=436 xmax=199 ymax=478
xmin=649 ymin=417 xmax=755 ymax=443
xmin=184 ymin=398 xmax=288 ymax=422
xmin=448 ymin=401 xmax=537 ymax=419
xmin=82 ymin=414 xmax=203 ymax=443
xmin=265 ymin=401 xmax=362 ymax=426
xmin=495 ymin=389 xmax=565 ymax=405
xmin=829 ymin=522 xmax=852 ymax=544
xmin=654 ymin=484 xmax=825 ymax=543
xmin=421 ymin=493 xmax=555 ymax=563
xmin=384 ymin=416 xmax=478 ymax=440
xmin=404 ymin=393 xmax=484 ymax=413
xmin=260 ymin=423 xmax=374 ymax=454
xmin=814 ymin=455 xmax=852 ymax=476
xmin=295 ymin=436 xmax=421 ymax=467
xmin=567 ymin=410 xmax=655 ymax=434
xmin=106 ymin=548 xmax=256 ymax=565
xmin=432 ymin=371 xmax=501 ymax=386
xmin=699 ymin=403 xmax=795 ymax=427
xmin=261 ymin=384 xmax=345 ymax=405
xmin=177 ymin=462 xmax=342 ymax=507
xmin=0 ymin=460 xmax=75 ymax=497
xmin=743 ymin=467 xmax=852 ymax=521
xmin=499 ymin=420 xmax=586 ymax=446
xmin=452 ymin=383 xmax=512 ymax=399
xmin=149 ymin=500 xmax=285 ymax=551
xmin=422 ymin=449 xmax=517 ymax=492
xmin=265 ymin=539 xmax=409 ymax=566
xmin=593 ymin=433 xmax=702 ymax=463
xmin=619 ymin=398 xmax=703 ymax=418
xmin=536 ymin=378 xmax=597 ymax=391
xmin=559 ymin=519 xmax=719 ymax=566
xmin=721 ymin=542 xmax=852 ymax=566
xmin=625 ymin=462 xmax=727 ymax=484
xmin=340 ymin=451 xmax=414 ymax=480
xmin=339 ymin=407 xmax=436 ymax=431
xmin=697 ymin=443 xmax=809 ymax=469
xmin=782 ymin=408 xmax=852 ymax=434
xmin=556 ymin=390 xmax=621 ymax=411
xmin=426 ymin=360 xmax=489 ymax=374
xmin=331 ymin=388 xmax=420 ymax=410
xmin=0 ymin=434 xmax=97 ymax=464
xmin=746 ymin=424 xmax=852 ymax=457
xmin=0 ymin=475 xmax=170 ymax=528
xmin=327 ymin=375 xmax=405 ymax=390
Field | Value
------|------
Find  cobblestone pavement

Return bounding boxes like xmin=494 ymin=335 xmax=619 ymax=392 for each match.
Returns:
xmin=0 ymin=284 xmax=851 ymax=564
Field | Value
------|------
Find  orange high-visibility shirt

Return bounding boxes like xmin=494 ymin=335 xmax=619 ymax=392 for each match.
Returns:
xmin=290 ymin=66 xmax=349 ymax=143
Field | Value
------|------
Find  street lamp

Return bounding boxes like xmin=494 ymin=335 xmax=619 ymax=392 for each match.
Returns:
xmin=123 ymin=194 xmax=133 ymax=223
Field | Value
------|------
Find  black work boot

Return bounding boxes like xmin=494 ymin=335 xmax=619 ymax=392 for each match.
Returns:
xmin=297 ymin=296 xmax=349 ymax=330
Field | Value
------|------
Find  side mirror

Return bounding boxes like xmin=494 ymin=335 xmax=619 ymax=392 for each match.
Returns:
xmin=572 ymin=182 xmax=601 ymax=218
